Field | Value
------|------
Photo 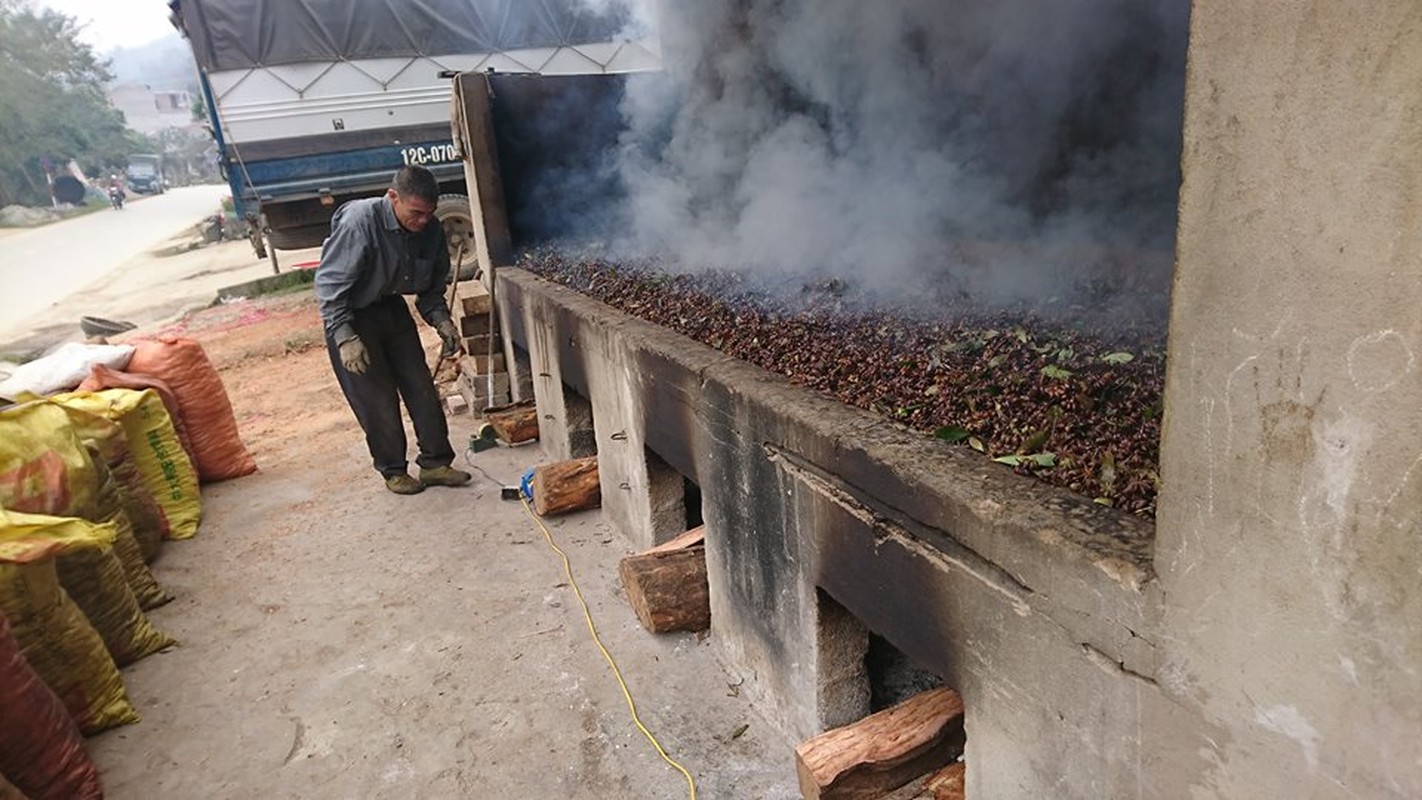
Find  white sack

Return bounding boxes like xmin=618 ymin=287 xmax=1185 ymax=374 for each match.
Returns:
xmin=0 ymin=343 xmax=136 ymax=398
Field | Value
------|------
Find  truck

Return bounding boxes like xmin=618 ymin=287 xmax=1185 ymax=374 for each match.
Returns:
xmin=125 ymin=154 xmax=166 ymax=194
xmin=169 ymin=0 xmax=654 ymax=273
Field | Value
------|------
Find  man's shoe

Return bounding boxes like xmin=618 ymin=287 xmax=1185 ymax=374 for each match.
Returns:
xmin=385 ymin=474 xmax=425 ymax=495
xmin=419 ymin=466 xmax=473 ymax=487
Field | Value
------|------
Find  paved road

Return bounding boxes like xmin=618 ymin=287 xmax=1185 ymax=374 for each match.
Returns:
xmin=0 ymin=184 xmax=229 ymax=339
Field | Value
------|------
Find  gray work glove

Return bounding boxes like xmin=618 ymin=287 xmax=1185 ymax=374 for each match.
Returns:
xmin=338 ymin=336 xmax=370 ymax=375
xmin=436 ymin=319 xmax=462 ymax=358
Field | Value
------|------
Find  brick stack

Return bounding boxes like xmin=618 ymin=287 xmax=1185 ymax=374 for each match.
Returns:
xmin=455 ymin=284 xmax=510 ymax=411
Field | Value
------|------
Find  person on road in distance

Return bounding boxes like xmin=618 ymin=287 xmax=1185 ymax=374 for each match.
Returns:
xmin=315 ymin=165 xmax=472 ymax=494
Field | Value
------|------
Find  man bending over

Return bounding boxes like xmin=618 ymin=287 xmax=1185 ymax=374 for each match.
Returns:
xmin=315 ymin=165 xmax=472 ymax=494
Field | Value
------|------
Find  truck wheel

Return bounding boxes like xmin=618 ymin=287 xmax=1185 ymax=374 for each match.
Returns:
xmin=266 ymin=224 xmax=328 ymax=251
xmin=436 ymin=194 xmax=479 ymax=282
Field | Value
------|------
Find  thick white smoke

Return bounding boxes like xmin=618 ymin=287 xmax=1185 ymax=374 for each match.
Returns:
xmin=587 ymin=0 xmax=1190 ymax=308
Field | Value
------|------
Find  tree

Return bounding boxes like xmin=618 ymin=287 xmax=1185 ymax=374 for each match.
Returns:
xmin=0 ymin=0 xmax=145 ymax=206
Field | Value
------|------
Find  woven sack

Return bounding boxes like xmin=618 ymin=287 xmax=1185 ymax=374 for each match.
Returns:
xmin=0 ymin=613 xmax=105 ymax=799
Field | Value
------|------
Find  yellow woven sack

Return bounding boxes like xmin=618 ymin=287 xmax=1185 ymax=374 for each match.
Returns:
xmin=45 ymin=399 xmax=124 ymax=463
xmin=50 ymin=398 xmax=166 ymax=560
xmin=50 ymin=457 xmax=176 ymax=661
xmin=0 ymin=401 xmax=99 ymax=517
xmin=87 ymin=455 xmax=172 ymax=611
xmin=55 ymin=542 xmax=177 ymax=666
xmin=0 ymin=508 xmax=140 ymax=734
xmin=0 ymin=509 xmax=102 ymax=564
xmin=0 ymin=399 xmax=174 ymax=609
xmin=111 ymin=456 xmax=166 ymax=563
xmin=52 ymin=389 xmax=201 ymax=540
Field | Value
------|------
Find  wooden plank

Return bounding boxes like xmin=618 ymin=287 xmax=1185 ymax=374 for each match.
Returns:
xmin=451 ymin=72 xmax=513 ymax=273
xmin=532 ymin=456 xmax=600 ymax=516
xmin=645 ymin=525 xmax=706 ymax=555
xmin=916 ymin=762 xmax=965 ymax=800
xmin=618 ymin=546 xmax=710 ymax=633
xmin=886 ymin=761 xmax=965 ymax=800
xmin=795 ymin=687 xmax=966 ymax=800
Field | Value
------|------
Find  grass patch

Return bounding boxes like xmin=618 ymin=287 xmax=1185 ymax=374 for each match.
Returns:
xmin=269 ymin=281 xmax=316 ymax=298
xmin=214 ymin=269 xmax=316 ymax=304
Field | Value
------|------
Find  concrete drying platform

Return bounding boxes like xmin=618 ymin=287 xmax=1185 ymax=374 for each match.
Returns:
xmin=498 ymin=268 xmax=1170 ymax=798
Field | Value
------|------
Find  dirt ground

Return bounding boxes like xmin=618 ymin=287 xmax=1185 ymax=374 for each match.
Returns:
xmin=84 ymin=289 xmax=799 ymax=798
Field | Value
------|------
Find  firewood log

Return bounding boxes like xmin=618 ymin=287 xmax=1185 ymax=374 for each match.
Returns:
xmin=795 ymin=687 xmax=965 ymax=800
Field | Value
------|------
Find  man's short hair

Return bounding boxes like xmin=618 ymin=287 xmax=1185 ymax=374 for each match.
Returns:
xmin=392 ymin=165 xmax=440 ymax=204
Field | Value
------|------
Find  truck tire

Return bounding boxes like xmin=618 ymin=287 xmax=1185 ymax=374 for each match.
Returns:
xmin=436 ymin=194 xmax=479 ymax=282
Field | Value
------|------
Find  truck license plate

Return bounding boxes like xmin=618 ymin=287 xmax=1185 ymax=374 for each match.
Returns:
xmin=401 ymin=143 xmax=459 ymax=166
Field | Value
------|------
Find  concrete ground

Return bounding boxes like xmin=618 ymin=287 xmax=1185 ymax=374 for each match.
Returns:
xmin=83 ymin=291 xmax=799 ymax=799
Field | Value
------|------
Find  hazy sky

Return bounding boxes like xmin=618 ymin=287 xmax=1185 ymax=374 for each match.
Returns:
xmin=38 ymin=0 xmax=176 ymax=52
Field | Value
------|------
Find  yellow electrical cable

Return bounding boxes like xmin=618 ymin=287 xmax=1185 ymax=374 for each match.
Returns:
xmin=521 ymin=498 xmax=699 ymax=800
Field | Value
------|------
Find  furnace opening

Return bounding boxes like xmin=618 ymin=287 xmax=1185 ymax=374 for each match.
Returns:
xmin=563 ymin=385 xmax=596 ymax=459
xmin=867 ymin=633 xmax=946 ymax=713
xmin=683 ymin=475 xmax=704 ymax=532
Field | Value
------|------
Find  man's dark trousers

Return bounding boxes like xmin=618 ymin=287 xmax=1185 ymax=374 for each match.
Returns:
xmin=326 ymin=295 xmax=455 ymax=477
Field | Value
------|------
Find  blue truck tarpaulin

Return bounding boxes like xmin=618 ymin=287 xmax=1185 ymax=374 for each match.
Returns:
xmin=171 ymin=0 xmax=633 ymax=72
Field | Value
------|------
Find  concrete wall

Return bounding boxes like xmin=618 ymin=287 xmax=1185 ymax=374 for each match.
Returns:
xmin=1156 ymin=2 xmax=1422 ymax=797
xmin=499 ymin=270 xmax=1194 ymax=798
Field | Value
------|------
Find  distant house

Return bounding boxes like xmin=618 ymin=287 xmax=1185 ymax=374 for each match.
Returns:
xmin=108 ymin=81 xmax=194 ymax=134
